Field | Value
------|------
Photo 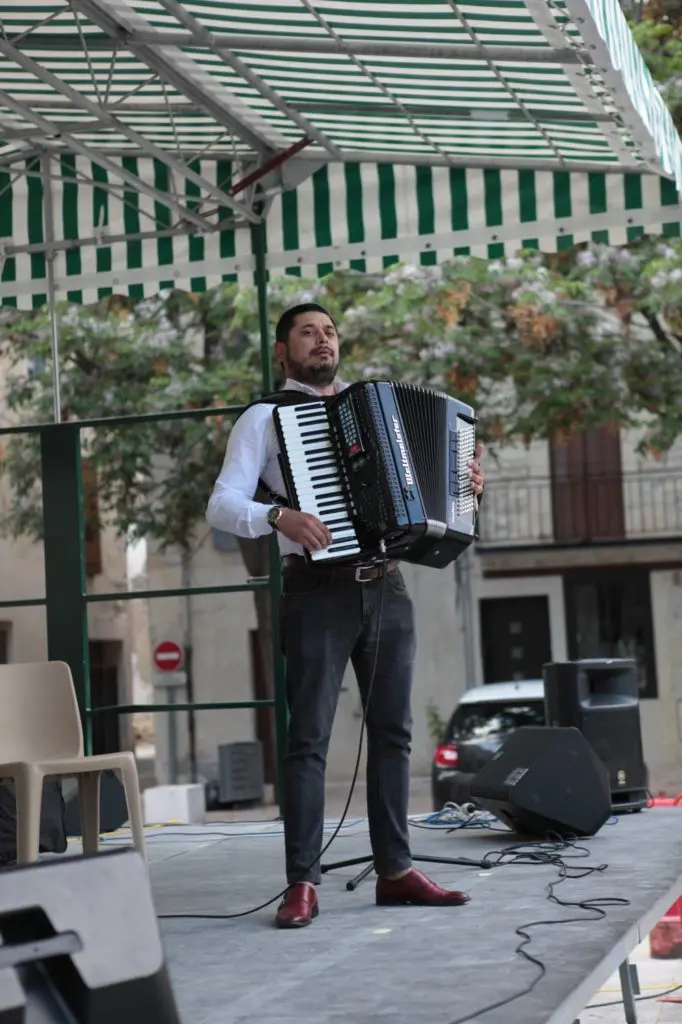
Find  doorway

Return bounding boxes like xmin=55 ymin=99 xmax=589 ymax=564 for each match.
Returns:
xmin=88 ymin=641 xmax=122 ymax=754
xmin=479 ymin=595 xmax=552 ymax=683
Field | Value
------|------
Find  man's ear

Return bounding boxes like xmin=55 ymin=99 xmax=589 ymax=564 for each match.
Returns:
xmin=274 ymin=340 xmax=287 ymax=368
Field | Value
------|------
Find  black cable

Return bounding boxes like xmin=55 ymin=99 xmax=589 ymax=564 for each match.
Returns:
xmin=445 ymin=836 xmax=630 ymax=1024
xmin=158 ymin=547 xmax=389 ymax=921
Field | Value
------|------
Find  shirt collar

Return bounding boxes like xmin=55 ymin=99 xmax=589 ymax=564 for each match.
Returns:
xmin=283 ymin=377 xmax=348 ymax=396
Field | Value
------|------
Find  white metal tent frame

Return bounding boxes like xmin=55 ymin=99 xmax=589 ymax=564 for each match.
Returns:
xmin=2 ymin=1 xmax=682 ymax=244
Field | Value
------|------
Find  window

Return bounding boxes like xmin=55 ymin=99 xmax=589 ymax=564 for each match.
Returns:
xmin=550 ymin=427 xmax=625 ymax=542
xmin=564 ymin=569 xmax=657 ymax=699
xmin=446 ymin=700 xmax=545 ymax=743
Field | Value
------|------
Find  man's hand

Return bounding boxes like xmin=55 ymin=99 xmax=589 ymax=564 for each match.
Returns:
xmin=277 ymin=508 xmax=333 ymax=551
xmin=468 ymin=442 xmax=485 ymax=496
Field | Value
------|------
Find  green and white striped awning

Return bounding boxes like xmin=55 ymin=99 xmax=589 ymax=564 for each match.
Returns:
xmin=1 ymin=2 xmax=682 ymax=181
xmin=1 ymin=157 xmax=680 ymax=307
xmin=0 ymin=1 xmax=681 ymax=306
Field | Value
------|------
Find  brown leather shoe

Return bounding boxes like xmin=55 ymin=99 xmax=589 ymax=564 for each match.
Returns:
xmin=275 ymin=882 xmax=319 ymax=928
xmin=376 ymin=868 xmax=470 ymax=907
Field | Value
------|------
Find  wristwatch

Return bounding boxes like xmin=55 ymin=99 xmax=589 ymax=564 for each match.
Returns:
xmin=266 ymin=505 xmax=284 ymax=531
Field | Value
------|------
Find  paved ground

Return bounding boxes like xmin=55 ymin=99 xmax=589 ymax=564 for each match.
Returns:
xmin=583 ymin=948 xmax=682 ymax=1024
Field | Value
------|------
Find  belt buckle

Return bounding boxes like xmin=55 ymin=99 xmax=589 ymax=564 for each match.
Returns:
xmin=354 ymin=565 xmax=373 ymax=583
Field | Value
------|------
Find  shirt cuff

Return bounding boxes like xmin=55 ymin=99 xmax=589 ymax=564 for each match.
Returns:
xmin=249 ymin=502 xmax=275 ymax=538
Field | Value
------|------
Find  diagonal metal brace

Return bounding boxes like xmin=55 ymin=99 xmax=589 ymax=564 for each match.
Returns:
xmin=0 ymin=92 xmax=214 ymax=233
xmin=0 ymin=35 xmax=261 ymax=225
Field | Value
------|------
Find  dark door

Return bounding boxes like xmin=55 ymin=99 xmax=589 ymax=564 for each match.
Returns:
xmin=564 ymin=569 xmax=657 ymax=699
xmin=82 ymin=460 xmax=103 ymax=578
xmin=480 ymin=596 xmax=552 ymax=682
xmin=88 ymin=641 xmax=121 ymax=754
xmin=550 ymin=427 xmax=625 ymax=542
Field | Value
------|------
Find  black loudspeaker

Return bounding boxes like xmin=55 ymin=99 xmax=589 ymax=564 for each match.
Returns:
xmin=543 ymin=659 xmax=648 ymax=811
xmin=0 ymin=850 xmax=181 ymax=1023
xmin=470 ymin=725 xmax=612 ymax=838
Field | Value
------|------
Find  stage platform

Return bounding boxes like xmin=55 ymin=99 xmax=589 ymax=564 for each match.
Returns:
xmin=104 ymin=808 xmax=682 ymax=1024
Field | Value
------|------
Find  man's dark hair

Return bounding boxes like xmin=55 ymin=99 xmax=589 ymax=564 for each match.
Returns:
xmin=275 ymin=303 xmax=337 ymax=345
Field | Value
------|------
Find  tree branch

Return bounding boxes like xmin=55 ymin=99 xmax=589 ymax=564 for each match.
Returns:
xmin=642 ymin=310 xmax=682 ymax=354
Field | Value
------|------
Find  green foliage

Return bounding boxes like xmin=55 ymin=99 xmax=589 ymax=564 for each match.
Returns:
xmin=0 ymin=294 xmax=261 ymax=551
xmin=628 ymin=0 xmax=682 ymax=129
xmin=2 ymin=237 xmax=682 ymax=552
xmin=426 ymin=700 xmax=448 ymax=744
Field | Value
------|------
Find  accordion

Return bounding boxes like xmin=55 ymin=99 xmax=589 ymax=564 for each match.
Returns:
xmin=273 ymin=380 xmax=477 ymax=569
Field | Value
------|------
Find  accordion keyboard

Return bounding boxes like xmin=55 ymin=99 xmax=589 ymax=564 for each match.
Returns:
xmin=276 ymin=403 xmax=361 ymax=562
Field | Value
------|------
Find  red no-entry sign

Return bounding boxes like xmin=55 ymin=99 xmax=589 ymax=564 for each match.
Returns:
xmin=153 ymin=640 xmax=184 ymax=673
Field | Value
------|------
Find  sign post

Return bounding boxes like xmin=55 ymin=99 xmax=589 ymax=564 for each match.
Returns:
xmin=153 ymin=641 xmax=186 ymax=785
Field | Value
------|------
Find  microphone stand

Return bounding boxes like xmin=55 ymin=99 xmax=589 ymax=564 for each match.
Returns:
xmin=321 ymin=850 xmax=491 ymax=891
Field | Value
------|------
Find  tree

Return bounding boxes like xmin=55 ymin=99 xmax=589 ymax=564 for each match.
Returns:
xmin=2 ymin=237 xmax=682 ymax=773
xmin=626 ymin=0 xmax=682 ymax=130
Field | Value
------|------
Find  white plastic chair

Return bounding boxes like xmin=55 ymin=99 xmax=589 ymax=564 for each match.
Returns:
xmin=0 ymin=661 xmax=146 ymax=863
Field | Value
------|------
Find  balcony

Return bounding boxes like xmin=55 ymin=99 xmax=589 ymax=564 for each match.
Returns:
xmin=476 ymin=469 xmax=682 ymax=548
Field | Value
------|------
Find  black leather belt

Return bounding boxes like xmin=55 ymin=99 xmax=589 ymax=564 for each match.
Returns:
xmin=282 ymin=554 xmax=399 ymax=582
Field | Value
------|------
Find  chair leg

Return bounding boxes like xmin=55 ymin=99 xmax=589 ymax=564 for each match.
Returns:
xmin=13 ymin=766 xmax=43 ymax=865
xmin=119 ymin=761 xmax=147 ymax=861
xmin=78 ymin=772 xmax=101 ymax=855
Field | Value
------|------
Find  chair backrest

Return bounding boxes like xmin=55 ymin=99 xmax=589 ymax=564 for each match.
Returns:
xmin=0 ymin=661 xmax=84 ymax=764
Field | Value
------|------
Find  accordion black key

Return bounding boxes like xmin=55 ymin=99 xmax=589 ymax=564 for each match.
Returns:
xmin=273 ymin=380 xmax=477 ymax=569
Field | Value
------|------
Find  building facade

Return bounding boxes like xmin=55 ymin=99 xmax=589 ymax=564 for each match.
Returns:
xmin=474 ymin=427 xmax=682 ymax=792
xmin=144 ymin=426 xmax=682 ymax=796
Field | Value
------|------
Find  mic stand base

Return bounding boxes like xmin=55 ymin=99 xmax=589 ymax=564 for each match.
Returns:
xmin=320 ymin=852 xmax=490 ymax=892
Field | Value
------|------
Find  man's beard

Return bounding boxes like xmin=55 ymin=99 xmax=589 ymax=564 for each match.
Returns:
xmin=286 ymin=355 xmax=339 ymax=388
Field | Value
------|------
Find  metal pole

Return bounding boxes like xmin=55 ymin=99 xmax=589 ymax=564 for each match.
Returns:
xmin=42 ymin=154 xmax=61 ymax=424
xmin=251 ymin=211 xmax=287 ymax=814
xmin=459 ymin=546 xmax=477 ymax=688
xmin=16 ymin=32 xmax=588 ymax=63
xmin=252 ymin=212 xmax=273 ymax=394
xmin=618 ymin=960 xmax=639 ymax=1024
xmin=168 ymin=685 xmax=178 ymax=785
xmin=41 ymin=426 xmax=92 ymax=754
xmin=181 ymin=551 xmax=198 ymax=783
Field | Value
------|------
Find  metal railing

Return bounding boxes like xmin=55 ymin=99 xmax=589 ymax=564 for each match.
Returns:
xmin=0 ymin=221 xmax=289 ymax=810
xmin=477 ymin=469 xmax=682 ymax=547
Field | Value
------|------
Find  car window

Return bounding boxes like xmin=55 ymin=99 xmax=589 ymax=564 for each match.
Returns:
xmin=446 ymin=700 xmax=545 ymax=741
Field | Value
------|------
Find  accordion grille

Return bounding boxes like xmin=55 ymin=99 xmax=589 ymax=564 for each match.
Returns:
xmin=392 ymin=384 xmax=446 ymax=521
xmin=457 ymin=418 xmax=476 ymax=517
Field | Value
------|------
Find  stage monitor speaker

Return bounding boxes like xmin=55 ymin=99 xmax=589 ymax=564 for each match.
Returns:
xmin=0 ymin=849 xmax=181 ymax=1024
xmin=470 ymin=725 xmax=612 ymax=838
xmin=543 ymin=658 xmax=648 ymax=810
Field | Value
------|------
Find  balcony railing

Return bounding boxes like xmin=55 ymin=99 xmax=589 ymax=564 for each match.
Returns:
xmin=476 ymin=469 xmax=682 ymax=548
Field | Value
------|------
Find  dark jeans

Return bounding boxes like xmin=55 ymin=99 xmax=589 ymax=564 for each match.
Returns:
xmin=280 ymin=565 xmax=416 ymax=884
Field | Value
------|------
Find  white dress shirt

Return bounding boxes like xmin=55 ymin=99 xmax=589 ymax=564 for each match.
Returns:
xmin=206 ymin=378 xmax=348 ymax=557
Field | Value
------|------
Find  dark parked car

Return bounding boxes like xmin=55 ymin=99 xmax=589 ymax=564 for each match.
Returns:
xmin=431 ymin=680 xmax=546 ymax=811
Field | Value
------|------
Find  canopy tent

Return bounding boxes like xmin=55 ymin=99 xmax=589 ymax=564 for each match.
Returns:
xmin=0 ymin=0 xmax=681 ymax=308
